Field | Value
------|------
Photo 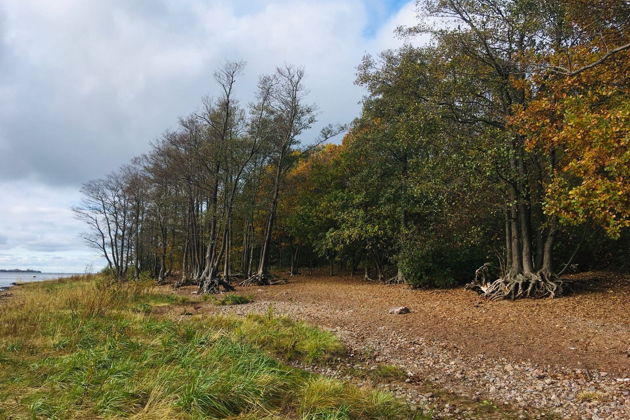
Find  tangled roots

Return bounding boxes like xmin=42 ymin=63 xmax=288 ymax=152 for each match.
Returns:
xmin=239 ymin=273 xmax=286 ymax=287
xmin=385 ymin=274 xmax=406 ymax=285
xmin=198 ymin=277 xmax=235 ymax=294
xmin=467 ymin=264 xmax=563 ymax=300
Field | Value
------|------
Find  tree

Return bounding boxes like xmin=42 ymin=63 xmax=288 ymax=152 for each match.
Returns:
xmin=75 ymin=171 xmax=135 ymax=280
xmin=77 ymin=15 xmax=627 ymax=300
xmin=194 ymin=62 xmax=246 ymax=292
xmin=511 ymin=0 xmax=630 ymax=238
xmin=243 ymin=65 xmax=316 ymax=285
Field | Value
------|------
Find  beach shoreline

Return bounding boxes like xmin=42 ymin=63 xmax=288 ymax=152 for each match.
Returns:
xmin=0 ymin=273 xmax=80 ymax=291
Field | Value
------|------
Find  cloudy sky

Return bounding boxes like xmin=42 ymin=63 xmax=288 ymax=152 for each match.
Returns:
xmin=0 ymin=0 xmax=420 ymax=273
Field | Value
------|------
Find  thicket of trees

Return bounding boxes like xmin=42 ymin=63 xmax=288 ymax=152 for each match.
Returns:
xmin=76 ymin=0 xmax=629 ymax=299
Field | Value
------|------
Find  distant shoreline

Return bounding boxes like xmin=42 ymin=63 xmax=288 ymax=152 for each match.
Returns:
xmin=0 ymin=269 xmax=42 ymax=273
xmin=0 ymin=272 xmax=81 ymax=292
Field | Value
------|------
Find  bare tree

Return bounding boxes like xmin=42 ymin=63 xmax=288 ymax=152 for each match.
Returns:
xmin=243 ymin=65 xmax=316 ymax=286
xmin=74 ymin=171 xmax=134 ymax=280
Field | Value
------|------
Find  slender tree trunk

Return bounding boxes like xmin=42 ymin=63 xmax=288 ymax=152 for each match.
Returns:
xmin=201 ymin=165 xmax=220 ymax=281
xmin=256 ymin=153 xmax=284 ymax=279
xmin=516 ymin=153 xmax=535 ymax=274
xmin=247 ymin=243 xmax=255 ymax=278
xmin=290 ymin=246 xmax=299 ymax=276
xmin=504 ymin=209 xmax=512 ymax=275
xmin=241 ymin=222 xmax=249 ymax=276
xmin=535 ymin=226 xmax=544 ymax=271
xmin=223 ymin=215 xmax=232 ymax=280
xmin=541 ymin=217 xmax=557 ymax=274
xmin=508 ymin=189 xmax=523 ymax=275
xmin=519 ymin=200 xmax=535 ymax=274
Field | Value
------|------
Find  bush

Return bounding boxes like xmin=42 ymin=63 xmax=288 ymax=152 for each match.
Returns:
xmin=398 ymin=242 xmax=483 ymax=289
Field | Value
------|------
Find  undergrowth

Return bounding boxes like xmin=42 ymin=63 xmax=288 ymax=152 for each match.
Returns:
xmin=209 ymin=293 xmax=254 ymax=306
xmin=0 ymin=275 xmax=429 ymax=419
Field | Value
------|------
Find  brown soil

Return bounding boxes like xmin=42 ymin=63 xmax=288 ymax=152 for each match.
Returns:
xmin=170 ymin=271 xmax=630 ymax=419
xmin=180 ymin=271 xmax=630 ymax=374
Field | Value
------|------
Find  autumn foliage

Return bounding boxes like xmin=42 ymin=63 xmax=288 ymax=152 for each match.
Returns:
xmin=511 ymin=0 xmax=630 ymax=237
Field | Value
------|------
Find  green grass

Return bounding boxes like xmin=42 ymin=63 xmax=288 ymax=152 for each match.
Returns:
xmin=210 ymin=293 xmax=254 ymax=306
xmin=0 ymin=275 xmax=430 ymax=419
xmin=369 ymin=365 xmax=408 ymax=382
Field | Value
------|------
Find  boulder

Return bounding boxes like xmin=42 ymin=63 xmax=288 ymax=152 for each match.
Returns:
xmin=389 ymin=306 xmax=410 ymax=315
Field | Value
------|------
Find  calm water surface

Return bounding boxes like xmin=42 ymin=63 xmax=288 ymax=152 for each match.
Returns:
xmin=0 ymin=272 xmax=80 ymax=289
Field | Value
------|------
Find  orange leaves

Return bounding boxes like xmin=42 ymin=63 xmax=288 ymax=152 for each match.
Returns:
xmin=510 ymin=40 xmax=629 ymax=237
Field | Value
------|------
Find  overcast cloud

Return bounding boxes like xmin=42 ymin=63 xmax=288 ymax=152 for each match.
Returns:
xmin=0 ymin=0 xmax=419 ymax=272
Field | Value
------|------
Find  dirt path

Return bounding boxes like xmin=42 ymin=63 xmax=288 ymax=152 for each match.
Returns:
xmin=173 ymin=272 xmax=630 ymax=419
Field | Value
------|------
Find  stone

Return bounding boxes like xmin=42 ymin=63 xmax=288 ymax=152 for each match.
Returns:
xmin=389 ymin=306 xmax=411 ymax=314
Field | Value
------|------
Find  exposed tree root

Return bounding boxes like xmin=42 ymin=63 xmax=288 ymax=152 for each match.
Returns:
xmin=198 ymin=276 xmax=235 ymax=294
xmin=363 ymin=272 xmax=404 ymax=284
xmin=363 ymin=274 xmax=383 ymax=283
xmin=385 ymin=273 xmax=406 ymax=285
xmin=240 ymin=273 xmax=287 ymax=287
xmin=467 ymin=264 xmax=563 ymax=300
xmin=173 ymin=276 xmax=197 ymax=289
xmin=240 ymin=273 xmax=269 ymax=286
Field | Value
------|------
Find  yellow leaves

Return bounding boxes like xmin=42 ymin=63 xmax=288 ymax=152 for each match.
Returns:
xmin=510 ymin=38 xmax=629 ymax=237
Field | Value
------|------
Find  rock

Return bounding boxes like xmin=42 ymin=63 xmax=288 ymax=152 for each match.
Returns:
xmin=389 ymin=306 xmax=410 ymax=314
xmin=534 ymin=369 xmax=547 ymax=379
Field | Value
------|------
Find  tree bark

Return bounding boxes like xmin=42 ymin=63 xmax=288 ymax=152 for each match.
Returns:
xmin=256 ymin=151 xmax=284 ymax=280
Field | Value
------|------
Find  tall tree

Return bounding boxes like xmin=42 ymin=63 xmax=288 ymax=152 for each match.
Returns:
xmin=244 ymin=65 xmax=316 ymax=285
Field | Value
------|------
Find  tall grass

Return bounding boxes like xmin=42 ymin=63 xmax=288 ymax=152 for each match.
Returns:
xmin=0 ymin=276 xmax=429 ymax=419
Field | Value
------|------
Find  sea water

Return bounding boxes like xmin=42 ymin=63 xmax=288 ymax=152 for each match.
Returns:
xmin=0 ymin=272 xmax=80 ymax=290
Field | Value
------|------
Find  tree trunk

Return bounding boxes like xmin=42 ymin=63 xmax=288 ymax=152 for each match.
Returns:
xmin=518 ymin=200 xmax=535 ymax=274
xmin=541 ymin=217 xmax=557 ymax=274
xmin=504 ymin=209 xmax=512 ymax=275
xmin=508 ymin=192 xmax=522 ymax=275
xmin=253 ymin=151 xmax=284 ymax=283
xmin=290 ymin=246 xmax=299 ymax=276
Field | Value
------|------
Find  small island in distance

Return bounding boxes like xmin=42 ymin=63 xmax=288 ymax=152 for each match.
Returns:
xmin=0 ymin=269 xmax=42 ymax=273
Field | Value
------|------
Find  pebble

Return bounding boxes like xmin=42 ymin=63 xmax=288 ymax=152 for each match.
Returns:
xmin=214 ymin=297 xmax=630 ymax=419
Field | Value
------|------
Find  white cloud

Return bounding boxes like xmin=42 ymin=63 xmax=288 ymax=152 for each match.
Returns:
xmin=0 ymin=0 xmax=420 ymax=271
xmin=0 ymin=179 xmax=104 ymax=272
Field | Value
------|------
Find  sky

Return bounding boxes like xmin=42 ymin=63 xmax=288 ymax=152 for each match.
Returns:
xmin=0 ymin=0 xmax=421 ymax=273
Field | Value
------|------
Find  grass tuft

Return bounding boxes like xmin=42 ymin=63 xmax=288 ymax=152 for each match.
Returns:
xmin=576 ymin=391 xmax=605 ymax=402
xmin=210 ymin=293 xmax=254 ymax=306
xmin=234 ymin=307 xmax=345 ymax=364
xmin=369 ymin=364 xmax=408 ymax=382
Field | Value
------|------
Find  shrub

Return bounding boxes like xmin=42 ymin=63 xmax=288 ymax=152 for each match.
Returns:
xmin=211 ymin=293 xmax=254 ymax=305
xmin=398 ymin=241 xmax=483 ymax=288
